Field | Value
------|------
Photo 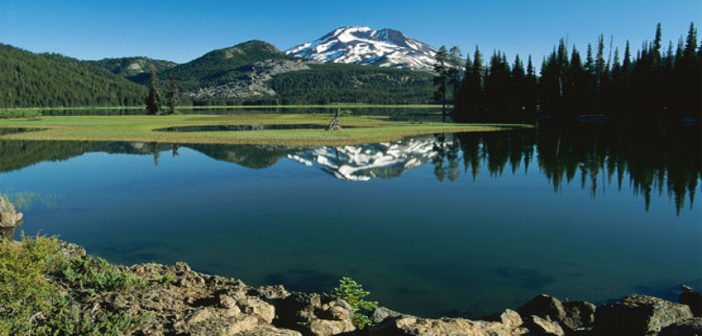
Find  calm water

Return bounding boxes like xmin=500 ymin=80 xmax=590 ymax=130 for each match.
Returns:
xmin=0 ymin=126 xmax=700 ymax=318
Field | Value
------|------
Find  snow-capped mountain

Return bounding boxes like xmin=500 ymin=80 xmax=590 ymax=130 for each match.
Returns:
xmin=287 ymin=136 xmax=446 ymax=181
xmin=286 ymin=26 xmax=437 ymax=71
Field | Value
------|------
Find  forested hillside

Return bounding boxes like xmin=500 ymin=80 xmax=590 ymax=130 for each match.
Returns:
xmin=269 ymin=63 xmax=434 ymax=104
xmin=88 ymin=57 xmax=177 ymax=83
xmin=0 ymin=44 xmax=148 ymax=108
xmin=160 ymin=40 xmax=293 ymax=91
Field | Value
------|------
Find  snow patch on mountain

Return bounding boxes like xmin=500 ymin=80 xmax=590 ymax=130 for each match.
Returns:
xmin=286 ymin=26 xmax=437 ymax=71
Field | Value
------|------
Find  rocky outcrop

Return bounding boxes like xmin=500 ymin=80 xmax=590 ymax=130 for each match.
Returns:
xmin=369 ymin=308 xmax=530 ymax=336
xmin=185 ymin=59 xmax=315 ymax=99
xmin=680 ymin=290 xmax=702 ymax=317
xmin=593 ymin=294 xmax=694 ymax=336
xmin=0 ymin=197 xmax=23 ymax=228
xmin=516 ymin=294 xmax=595 ymax=334
xmin=659 ymin=317 xmax=702 ymax=335
xmin=274 ymin=292 xmax=356 ymax=336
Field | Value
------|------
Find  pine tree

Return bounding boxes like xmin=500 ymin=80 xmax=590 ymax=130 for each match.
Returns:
xmin=447 ymin=46 xmax=463 ymax=107
xmin=433 ymin=46 xmax=449 ymax=121
xmin=167 ymin=74 xmax=179 ymax=114
xmin=145 ymin=64 xmax=161 ymax=115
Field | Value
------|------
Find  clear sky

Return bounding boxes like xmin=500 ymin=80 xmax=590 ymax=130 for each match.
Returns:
xmin=1 ymin=0 xmax=700 ymax=65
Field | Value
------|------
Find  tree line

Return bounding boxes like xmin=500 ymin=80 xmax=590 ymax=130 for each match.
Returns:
xmin=433 ymin=23 xmax=701 ymax=125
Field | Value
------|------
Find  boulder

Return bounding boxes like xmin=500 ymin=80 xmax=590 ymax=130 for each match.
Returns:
xmin=274 ymin=292 xmax=356 ymax=336
xmin=561 ymin=301 xmax=596 ymax=332
xmin=680 ymin=291 xmax=702 ymax=317
xmin=0 ymin=197 xmax=23 ymax=228
xmin=371 ymin=306 xmax=402 ymax=324
xmin=523 ymin=315 xmax=565 ymax=336
xmin=369 ymin=309 xmax=530 ymax=336
xmin=517 ymin=294 xmax=567 ymax=322
xmin=517 ymin=294 xmax=595 ymax=333
xmin=659 ymin=317 xmax=702 ymax=336
xmin=594 ymin=294 xmax=693 ymax=336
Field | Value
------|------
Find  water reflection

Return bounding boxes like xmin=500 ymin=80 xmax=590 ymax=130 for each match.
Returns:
xmin=0 ymin=127 xmax=44 ymax=135
xmin=0 ymin=126 xmax=698 ymax=213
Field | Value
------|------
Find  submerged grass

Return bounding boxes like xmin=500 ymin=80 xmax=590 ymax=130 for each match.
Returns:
xmin=0 ymin=114 xmax=530 ymax=145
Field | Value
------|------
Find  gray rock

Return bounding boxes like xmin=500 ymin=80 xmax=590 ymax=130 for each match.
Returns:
xmin=680 ymin=291 xmax=702 ymax=317
xmin=57 ymin=241 xmax=87 ymax=259
xmin=517 ymin=294 xmax=567 ymax=322
xmin=562 ymin=301 xmax=596 ymax=332
xmin=371 ymin=306 xmax=402 ymax=324
xmin=369 ymin=309 xmax=530 ymax=336
xmin=517 ymin=295 xmax=596 ymax=334
xmin=594 ymin=294 xmax=693 ymax=336
xmin=524 ymin=315 xmax=565 ymax=336
xmin=659 ymin=317 xmax=702 ymax=336
xmin=185 ymin=59 xmax=316 ymax=99
xmin=0 ymin=198 xmax=23 ymax=228
xmin=274 ymin=292 xmax=355 ymax=336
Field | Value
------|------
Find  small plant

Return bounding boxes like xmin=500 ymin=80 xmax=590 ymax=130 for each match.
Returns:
xmin=62 ymin=257 xmax=143 ymax=294
xmin=158 ymin=273 xmax=175 ymax=285
xmin=332 ymin=276 xmax=378 ymax=330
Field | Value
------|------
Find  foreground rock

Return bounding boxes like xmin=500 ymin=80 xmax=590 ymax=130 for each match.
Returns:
xmin=0 ymin=197 xmax=23 ymax=228
xmin=517 ymin=294 xmax=595 ymax=334
xmin=680 ymin=290 xmax=702 ymax=317
xmin=370 ymin=308 xmax=530 ymax=336
xmin=659 ymin=317 xmax=702 ymax=335
xmin=49 ymin=242 xmax=698 ymax=336
xmin=594 ymin=294 xmax=693 ymax=336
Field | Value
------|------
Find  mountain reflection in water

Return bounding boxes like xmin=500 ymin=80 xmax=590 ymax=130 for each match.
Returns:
xmin=0 ymin=126 xmax=699 ymax=213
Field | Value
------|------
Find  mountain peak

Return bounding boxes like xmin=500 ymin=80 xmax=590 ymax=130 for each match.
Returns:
xmin=285 ymin=26 xmax=437 ymax=71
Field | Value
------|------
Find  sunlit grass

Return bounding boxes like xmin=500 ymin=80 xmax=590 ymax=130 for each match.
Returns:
xmin=1 ymin=104 xmax=446 ymax=111
xmin=0 ymin=114 xmax=530 ymax=145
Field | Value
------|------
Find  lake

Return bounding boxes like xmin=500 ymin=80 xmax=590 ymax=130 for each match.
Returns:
xmin=0 ymin=124 xmax=700 ymax=318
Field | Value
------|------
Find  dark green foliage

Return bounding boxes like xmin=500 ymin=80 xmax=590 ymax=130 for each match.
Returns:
xmin=161 ymin=40 xmax=291 ymax=92
xmin=455 ymin=22 xmax=702 ymax=125
xmin=0 ymin=44 xmax=148 ymax=108
xmin=61 ymin=257 xmax=143 ymax=294
xmin=332 ymin=277 xmax=378 ymax=330
xmin=88 ymin=57 xmax=177 ymax=83
xmin=267 ymin=63 xmax=434 ymax=105
xmin=167 ymin=75 xmax=179 ymax=114
xmin=145 ymin=64 xmax=161 ymax=115
xmin=433 ymin=46 xmax=449 ymax=120
xmin=447 ymin=46 xmax=463 ymax=105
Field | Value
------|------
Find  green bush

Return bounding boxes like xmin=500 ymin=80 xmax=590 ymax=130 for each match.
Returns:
xmin=62 ymin=257 xmax=143 ymax=294
xmin=332 ymin=277 xmax=378 ymax=329
xmin=0 ymin=235 xmax=147 ymax=335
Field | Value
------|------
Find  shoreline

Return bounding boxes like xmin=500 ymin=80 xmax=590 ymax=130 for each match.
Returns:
xmin=1 ymin=236 xmax=700 ymax=336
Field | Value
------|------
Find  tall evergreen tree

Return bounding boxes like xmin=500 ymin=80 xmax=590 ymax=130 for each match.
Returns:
xmin=167 ymin=74 xmax=179 ymax=114
xmin=447 ymin=46 xmax=463 ymax=106
xmin=433 ymin=46 xmax=449 ymax=121
xmin=145 ymin=64 xmax=161 ymax=115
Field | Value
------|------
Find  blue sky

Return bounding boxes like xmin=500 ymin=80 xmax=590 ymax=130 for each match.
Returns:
xmin=1 ymin=0 xmax=699 ymax=64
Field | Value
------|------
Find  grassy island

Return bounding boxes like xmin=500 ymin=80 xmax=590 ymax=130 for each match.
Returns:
xmin=0 ymin=114 xmax=530 ymax=145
